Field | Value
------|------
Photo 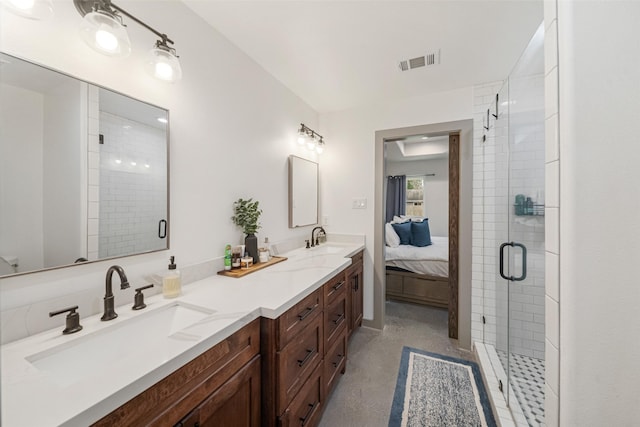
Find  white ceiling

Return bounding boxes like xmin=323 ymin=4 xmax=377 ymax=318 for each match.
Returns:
xmin=385 ymin=134 xmax=450 ymax=162
xmin=183 ymin=0 xmax=543 ymax=113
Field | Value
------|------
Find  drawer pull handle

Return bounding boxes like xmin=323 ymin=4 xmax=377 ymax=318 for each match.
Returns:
xmin=333 ymin=353 xmax=344 ymax=367
xmin=298 ymin=349 xmax=314 ymax=367
xmin=300 ymin=401 xmax=318 ymax=426
xmin=332 ymin=281 xmax=345 ymax=291
xmin=297 ymin=303 xmax=318 ymax=321
xmin=333 ymin=313 xmax=345 ymax=325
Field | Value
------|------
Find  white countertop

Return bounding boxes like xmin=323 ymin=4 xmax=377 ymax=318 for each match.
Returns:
xmin=1 ymin=242 xmax=364 ymax=427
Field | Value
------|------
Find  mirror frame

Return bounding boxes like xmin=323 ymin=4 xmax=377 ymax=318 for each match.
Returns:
xmin=0 ymin=52 xmax=170 ymax=278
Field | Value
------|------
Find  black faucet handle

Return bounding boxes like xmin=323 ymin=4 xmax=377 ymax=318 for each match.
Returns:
xmin=305 ymin=239 xmax=310 ymax=249
xmin=49 ymin=305 xmax=83 ymax=335
xmin=132 ymin=284 xmax=154 ymax=310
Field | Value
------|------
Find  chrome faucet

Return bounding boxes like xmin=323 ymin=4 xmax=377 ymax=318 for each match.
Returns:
xmin=102 ymin=265 xmax=130 ymax=321
xmin=310 ymin=226 xmax=326 ymax=247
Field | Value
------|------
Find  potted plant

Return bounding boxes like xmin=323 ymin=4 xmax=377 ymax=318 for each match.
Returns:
xmin=232 ymin=198 xmax=262 ymax=263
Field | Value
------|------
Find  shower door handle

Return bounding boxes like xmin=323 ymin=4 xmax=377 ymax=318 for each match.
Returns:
xmin=499 ymin=242 xmax=527 ymax=282
xmin=158 ymin=219 xmax=167 ymax=239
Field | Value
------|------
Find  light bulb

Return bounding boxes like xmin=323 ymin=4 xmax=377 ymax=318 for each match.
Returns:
xmin=316 ymin=143 xmax=324 ymax=154
xmin=95 ymin=29 xmax=118 ymax=52
xmin=155 ymin=62 xmax=174 ymax=80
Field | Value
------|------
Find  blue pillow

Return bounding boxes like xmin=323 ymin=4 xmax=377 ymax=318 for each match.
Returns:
xmin=391 ymin=222 xmax=412 ymax=245
xmin=411 ymin=219 xmax=432 ymax=247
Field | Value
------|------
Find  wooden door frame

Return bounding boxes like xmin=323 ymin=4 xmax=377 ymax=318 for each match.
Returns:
xmin=371 ymin=120 xmax=472 ymax=347
xmin=448 ymin=133 xmax=460 ymax=339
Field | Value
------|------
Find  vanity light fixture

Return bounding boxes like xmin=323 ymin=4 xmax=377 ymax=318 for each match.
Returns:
xmin=297 ymin=123 xmax=325 ymax=155
xmin=0 ymin=0 xmax=53 ymax=20
xmin=73 ymin=0 xmax=182 ymax=82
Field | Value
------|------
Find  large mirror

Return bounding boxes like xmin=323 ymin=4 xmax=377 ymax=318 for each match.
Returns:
xmin=0 ymin=52 xmax=169 ymax=277
xmin=288 ymin=155 xmax=318 ymax=228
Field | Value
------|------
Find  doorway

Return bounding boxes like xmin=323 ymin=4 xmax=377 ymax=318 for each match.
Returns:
xmin=372 ymin=120 xmax=473 ymax=349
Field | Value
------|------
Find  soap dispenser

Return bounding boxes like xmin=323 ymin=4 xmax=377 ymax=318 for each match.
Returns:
xmin=163 ymin=256 xmax=181 ymax=298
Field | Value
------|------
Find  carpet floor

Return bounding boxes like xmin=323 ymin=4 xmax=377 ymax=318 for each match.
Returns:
xmin=319 ymin=300 xmax=479 ymax=427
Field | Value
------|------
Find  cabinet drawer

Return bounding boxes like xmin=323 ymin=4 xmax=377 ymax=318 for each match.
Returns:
xmin=278 ymin=288 xmax=323 ymax=351
xmin=324 ymin=294 xmax=347 ymax=349
xmin=277 ymin=314 xmax=324 ymax=414
xmin=323 ymin=273 xmax=346 ymax=306
xmin=279 ymin=363 xmax=324 ymax=427
xmin=324 ymin=330 xmax=346 ymax=397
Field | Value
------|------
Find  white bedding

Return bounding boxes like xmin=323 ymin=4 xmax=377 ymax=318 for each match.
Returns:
xmin=385 ymin=236 xmax=449 ymax=278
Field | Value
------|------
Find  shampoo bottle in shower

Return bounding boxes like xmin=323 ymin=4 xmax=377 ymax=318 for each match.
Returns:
xmin=163 ymin=256 xmax=181 ymax=298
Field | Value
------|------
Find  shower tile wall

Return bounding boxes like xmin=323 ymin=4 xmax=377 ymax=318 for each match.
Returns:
xmin=472 ymin=80 xmax=546 ymax=359
xmin=472 ymin=81 xmax=504 ymax=346
xmin=98 ymin=113 xmax=167 ymax=258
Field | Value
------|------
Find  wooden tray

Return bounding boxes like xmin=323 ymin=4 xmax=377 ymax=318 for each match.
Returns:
xmin=217 ymin=256 xmax=287 ymax=278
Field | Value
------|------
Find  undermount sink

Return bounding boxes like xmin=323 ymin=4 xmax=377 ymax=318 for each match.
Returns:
xmin=26 ymin=302 xmax=215 ymax=387
xmin=308 ymin=245 xmax=344 ymax=255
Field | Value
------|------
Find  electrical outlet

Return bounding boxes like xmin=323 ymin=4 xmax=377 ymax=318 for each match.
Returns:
xmin=352 ymin=198 xmax=367 ymax=209
xmin=322 ymin=215 xmax=329 ymax=225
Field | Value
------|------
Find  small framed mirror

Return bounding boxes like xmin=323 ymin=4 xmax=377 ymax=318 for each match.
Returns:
xmin=288 ymin=155 xmax=318 ymax=228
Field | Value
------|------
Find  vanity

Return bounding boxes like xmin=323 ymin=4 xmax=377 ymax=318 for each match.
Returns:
xmin=1 ymin=243 xmax=364 ymax=427
xmin=0 ymin=48 xmax=361 ymax=427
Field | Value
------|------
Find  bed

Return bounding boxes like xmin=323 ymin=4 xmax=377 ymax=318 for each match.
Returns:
xmin=385 ymin=236 xmax=449 ymax=308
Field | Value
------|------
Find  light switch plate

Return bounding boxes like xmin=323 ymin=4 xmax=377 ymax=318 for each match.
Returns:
xmin=352 ymin=198 xmax=367 ymax=209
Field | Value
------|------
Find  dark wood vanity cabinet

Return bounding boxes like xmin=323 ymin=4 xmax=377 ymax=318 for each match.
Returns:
xmin=92 ymin=251 xmax=364 ymax=427
xmin=92 ymin=319 xmax=260 ymax=427
xmin=176 ymin=355 xmax=261 ymax=427
xmin=323 ymin=273 xmax=348 ymax=397
xmin=261 ymin=288 xmax=325 ymax=427
xmin=346 ymin=251 xmax=364 ymax=337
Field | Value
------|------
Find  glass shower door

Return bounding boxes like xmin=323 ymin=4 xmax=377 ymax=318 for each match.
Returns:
xmin=504 ymin=23 xmax=546 ymax=426
xmin=493 ymin=23 xmax=546 ymax=426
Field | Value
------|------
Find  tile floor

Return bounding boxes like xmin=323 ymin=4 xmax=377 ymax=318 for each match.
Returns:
xmin=497 ymin=350 xmax=546 ymax=426
xmin=318 ymin=300 xmax=477 ymax=427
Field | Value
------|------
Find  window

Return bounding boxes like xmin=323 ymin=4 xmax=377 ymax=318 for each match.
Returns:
xmin=406 ymin=176 xmax=424 ymax=217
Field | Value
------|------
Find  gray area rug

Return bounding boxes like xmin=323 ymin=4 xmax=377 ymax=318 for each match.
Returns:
xmin=389 ymin=347 xmax=496 ymax=427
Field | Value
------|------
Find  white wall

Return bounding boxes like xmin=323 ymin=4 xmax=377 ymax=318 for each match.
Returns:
xmin=319 ymin=86 xmax=473 ymax=325
xmin=42 ymin=80 xmax=85 ymax=267
xmin=386 ymin=158 xmax=449 ymax=237
xmin=556 ymin=1 xmax=640 ymax=425
xmin=0 ymin=84 xmax=44 ymax=272
xmin=0 ymin=0 xmax=319 ymax=342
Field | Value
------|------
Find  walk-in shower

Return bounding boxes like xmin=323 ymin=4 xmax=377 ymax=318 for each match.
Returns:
xmin=474 ymin=23 xmax=546 ymax=426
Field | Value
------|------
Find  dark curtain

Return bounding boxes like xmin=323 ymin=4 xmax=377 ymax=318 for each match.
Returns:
xmin=386 ymin=175 xmax=406 ymax=223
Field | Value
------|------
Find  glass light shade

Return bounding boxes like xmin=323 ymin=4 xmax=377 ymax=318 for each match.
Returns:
xmin=306 ymin=136 xmax=317 ymax=151
xmin=315 ymin=141 xmax=325 ymax=154
xmin=297 ymin=129 xmax=307 ymax=145
xmin=145 ymin=46 xmax=183 ymax=83
xmin=2 ymin=0 xmax=53 ymax=19
xmin=79 ymin=11 xmax=131 ymax=57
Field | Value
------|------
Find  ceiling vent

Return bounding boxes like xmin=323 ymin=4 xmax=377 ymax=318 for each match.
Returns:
xmin=399 ymin=49 xmax=441 ymax=72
